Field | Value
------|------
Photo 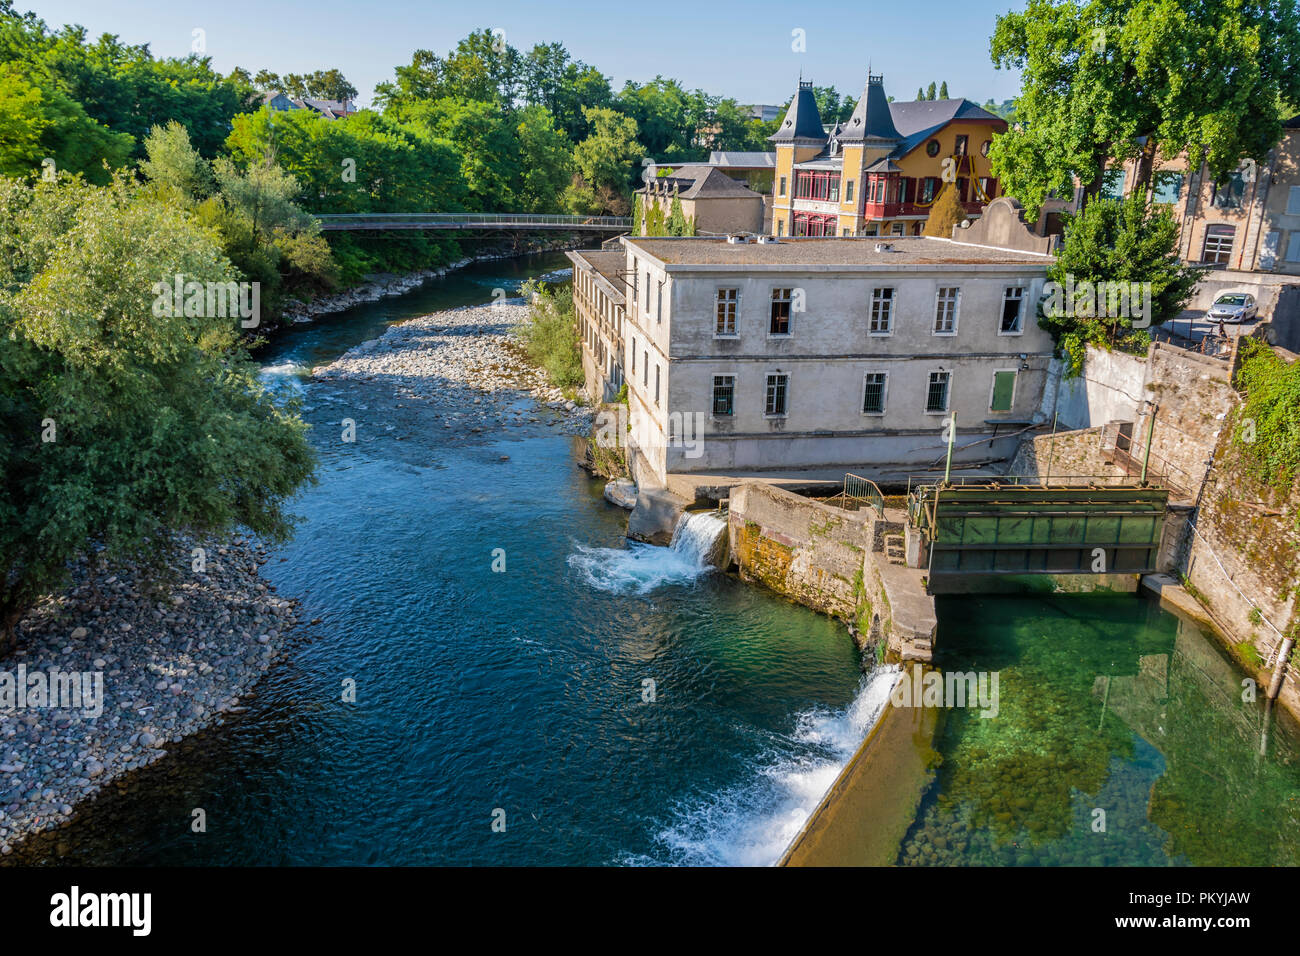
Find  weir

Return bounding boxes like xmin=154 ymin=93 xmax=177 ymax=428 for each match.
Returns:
xmin=669 ymin=511 xmax=729 ymax=569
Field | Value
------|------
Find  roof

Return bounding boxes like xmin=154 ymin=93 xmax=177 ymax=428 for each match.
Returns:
xmin=770 ymin=82 xmax=827 ymax=144
xmin=888 ymin=98 xmax=1002 ymax=136
xmin=708 ymin=151 xmax=777 ymax=168
xmin=623 ymin=235 xmax=1053 ymax=268
xmin=839 ymin=76 xmax=902 ymax=143
xmin=568 ymin=250 xmax=627 ymax=304
xmin=641 ymin=166 xmax=762 ymax=199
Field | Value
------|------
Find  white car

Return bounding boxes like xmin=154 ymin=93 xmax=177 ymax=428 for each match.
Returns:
xmin=1207 ymin=292 xmax=1257 ymax=324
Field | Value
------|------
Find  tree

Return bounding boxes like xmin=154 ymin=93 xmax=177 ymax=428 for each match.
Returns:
xmin=917 ymin=87 xmax=925 ymax=100
xmin=514 ymin=105 xmax=574 ymax=213
xmin=990 ymin=0 xmax=1300 ymax=219
xmin=0 ymin=174 xmax=315 ymax=646
xmin=279 ymin=68 xmax=357 ymax=101
xmin=926 ymin=82 xmax=937 ymax=100
xmin=668 ymin=188 xmax=687 ymax=235
xmin=922 ymin=182 xmax=966 ymax=237
xmin=1039 ymin=192 xmax=1201 ymax=367
xmin=939 ymin=81 xmax=949 ymax=99
xmin=140 ymin=120 xmax=212 ymax=202
xmin=571 ymin=106 xmax=642 ymax=212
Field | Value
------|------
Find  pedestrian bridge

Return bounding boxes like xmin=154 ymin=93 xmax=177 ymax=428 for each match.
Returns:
xmin=314 ymin=213 xmax=631 ymax=232
xmin=907 ymin=477 xmax=1171 ymax=578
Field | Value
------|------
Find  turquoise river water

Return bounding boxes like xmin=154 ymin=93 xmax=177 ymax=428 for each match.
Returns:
xmin=12 ymin=250 xmax=1298 ymax=866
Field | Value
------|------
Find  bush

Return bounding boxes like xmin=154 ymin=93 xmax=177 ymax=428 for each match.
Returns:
xmin=1233 ymin=337 xmax=1300 ymax=490
xmin=515 ymin=279 xmax=582 ymax=388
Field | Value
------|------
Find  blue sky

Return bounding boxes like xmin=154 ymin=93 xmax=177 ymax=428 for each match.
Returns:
xmin=22 ymin=0 xmax=1026 ymax=108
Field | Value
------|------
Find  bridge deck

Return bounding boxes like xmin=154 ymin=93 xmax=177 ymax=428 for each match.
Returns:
xmin=315 ymin=213 xmax=632 ymax=232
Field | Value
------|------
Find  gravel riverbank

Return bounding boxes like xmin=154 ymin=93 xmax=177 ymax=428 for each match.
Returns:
xmin=0 ymin=539 xmax=294 ymax=857
xmin=313 ymin=302 xmax=597 ymax=436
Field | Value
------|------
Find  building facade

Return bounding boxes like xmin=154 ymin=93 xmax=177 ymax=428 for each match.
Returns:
xmin=570 ymin=203 xmax=1054 ymax=488
xmin=771 ymin=76 xmax=1007 ymax=240
xmin=635 ymin=166 xmax=765 ymax=237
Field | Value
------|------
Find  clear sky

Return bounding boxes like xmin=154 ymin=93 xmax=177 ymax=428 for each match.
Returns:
xmin=20 ymin=0 xmax=1026 ymax=109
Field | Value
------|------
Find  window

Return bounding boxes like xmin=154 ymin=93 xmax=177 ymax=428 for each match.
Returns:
xmin=1153 ymin=171 xmax=1183 ymax=205
xmin=715 ymin=288 xmax=738 ymax=336
xmin=1212 ymin=171 xmax=1246 ymax=209
xmin=765 ymin=373 xmax=788 ymax=416
xmin=712 ymin=375 xmax=735 ymax=416
xmin=654 ymin=365 xmax=660 ymax=406
xmin=862 ymin=372 xmax=887 ymax=415
xmin=845 ymin=180 xmax=855 ymax=202
xmin=980 ymin=139 xmax=991 ymax=157
xmin=779 ymin=176 xmax=787 ymax=197
xmin=843 ymin=228 xmax=851 ymax=236
xmin=1286 ymin=231 xmax=1300 ymax=263
xmin=926 ymin=139 xmax=940 ymax=157
xmin=1288 ymin=186 xmax=1300 ymax=216
xmin=643 ymin=351 xmax=648 ymax=386
xmin=863 ymin=223 xmax=879 ymax=236
xmin=656 ymin=280 xmax=663 ymax=323
xmin=1202 ymin=225 xmax=1235 ymax=265
xmin=890 ymin=221 xmax=905 ymax=236
xmin=777 ymin=219 xmax=785 ymax=237
xmin=1101 ymin=168 xmax=1126 ymax=200
xmin=990 ymin=370 xmax=1017 ymax=412
xmin=934 ymin=287 xmax=959 ymax=333
xmin=1000 ymin=287 xmax=1024 ymax=334
xmin=631 ymin=337 xmax=636 ymax=373
xmin=918 ymin=178 xmax=936 ymax=204
xmin=770 ymin=288 xmax=793 ymax=335
xmin=926 ymin=371 xmax=950 ymax=413
xmin=955 ymin=135 xmax=968 ymax=156
xmin=644 ymin=273 xmax=650 ymax=311
xmin=870 ymin=288 xmax=893 ymax=334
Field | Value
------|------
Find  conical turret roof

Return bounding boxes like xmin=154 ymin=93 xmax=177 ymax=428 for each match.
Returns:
xmin=839 ymin=74 xmax=901 ymax=143
xmin=770 ymin=80 xmax=828 ymax=144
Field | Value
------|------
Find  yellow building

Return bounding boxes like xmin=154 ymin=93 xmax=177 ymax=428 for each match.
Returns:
xmin=771 ymin=76 xmax=1008 ymax=238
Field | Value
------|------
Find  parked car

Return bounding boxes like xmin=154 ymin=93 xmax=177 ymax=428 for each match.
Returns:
xmin=1206 ymin=292 xmax=1258 ymax=324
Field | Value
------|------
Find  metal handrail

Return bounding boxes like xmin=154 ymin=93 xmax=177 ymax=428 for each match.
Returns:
xmin=842 ymin=473 xmax=886 ymax=518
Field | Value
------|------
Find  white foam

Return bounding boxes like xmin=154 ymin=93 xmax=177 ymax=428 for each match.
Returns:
xmin=568 ymin=512 xmax=728 ymax=595
xmin=652 ymin=665 xmax=901 ymax=866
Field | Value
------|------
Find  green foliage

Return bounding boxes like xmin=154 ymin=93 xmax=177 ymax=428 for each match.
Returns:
xmin=990 ymin=0 xmax=1300 ymax=219
xmin=1040 ymin=193 xmax=1200 ymax=367
xmin=667 ymin=190 xmax=687 ymax=236
xmin=1233 ymin=337 xmax=1300 ymax=490
xmin=0 ymin=173 xmax=315 ymax=642
xmin=515 ymin=279 xmax=582 ymax=388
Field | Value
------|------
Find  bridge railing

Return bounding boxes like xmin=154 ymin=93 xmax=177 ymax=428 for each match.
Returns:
xmin=314 ymin=212 xmax=632 ymax=230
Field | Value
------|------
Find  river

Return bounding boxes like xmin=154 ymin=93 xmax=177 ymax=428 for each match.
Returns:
xmin=12 ymin=251 xmax=1298 ymax=866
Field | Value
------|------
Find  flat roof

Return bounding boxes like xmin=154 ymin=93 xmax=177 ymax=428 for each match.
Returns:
xmin=623 ymin=235 xmax=1053 ymax=268
xmin=567 ymin=249 xmax=627 ymax=303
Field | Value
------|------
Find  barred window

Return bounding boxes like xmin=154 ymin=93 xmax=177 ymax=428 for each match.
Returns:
xmin=926 ymin=371 xmax=951 ymax=413
xmin=765 ymin=374 xmax=788 ymax=416
xmin=716 ymin=289 xmax=738 ymax=335
xmin=870 ymin=288 xmax=894 ymax=334
xmin=712 ymin=375 xmax=735 ymax=416
xmin=934 ymin=287 xmax=959 ymax=334
xmin=862 ymin=373 xmax=886 ymax=414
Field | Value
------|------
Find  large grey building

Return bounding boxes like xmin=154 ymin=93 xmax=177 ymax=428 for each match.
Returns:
xmin=569 ymin=201 xmax=1055 ymax=488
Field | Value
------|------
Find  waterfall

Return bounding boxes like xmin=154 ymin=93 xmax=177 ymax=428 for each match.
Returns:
xmin=668 ymin=511 xmax=729 ymax=569
xmin=568 ymin=510 xmax=728 ymax=594
xmin=647 ymin=665 xmax=902 ymax=866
